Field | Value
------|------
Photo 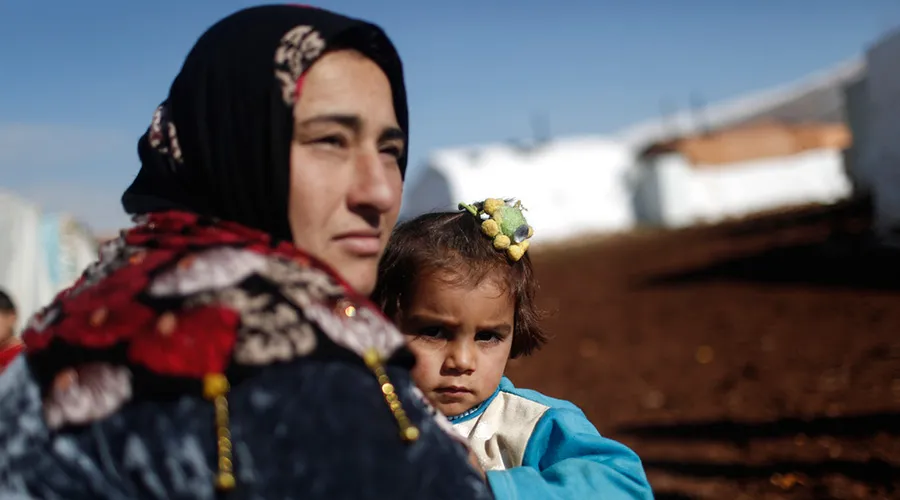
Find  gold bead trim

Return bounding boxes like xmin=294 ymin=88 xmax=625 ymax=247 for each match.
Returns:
xmin=363 ymin=348 xmax=420 ymax=442
xmin=203 ymin=373 xmax=236 ymax=491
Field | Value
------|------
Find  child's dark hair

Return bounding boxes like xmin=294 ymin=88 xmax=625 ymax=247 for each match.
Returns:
xmin=373 ymin=211 xmax=546 ymax=358
xmin=0 ymin=289 xmax=16 ymax=314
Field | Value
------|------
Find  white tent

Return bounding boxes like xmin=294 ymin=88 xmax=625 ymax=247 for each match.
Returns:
xmin=0 ymin=191 xmax=98 ymax=333
xmin=846 ymin=28 xmax=900 ymax=246
xmin=401 ymin=136 xmax=636 ymax=242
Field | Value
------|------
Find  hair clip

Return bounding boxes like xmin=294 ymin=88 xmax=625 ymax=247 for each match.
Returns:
xmin=458 ymin=198 xmax=533 ymax=262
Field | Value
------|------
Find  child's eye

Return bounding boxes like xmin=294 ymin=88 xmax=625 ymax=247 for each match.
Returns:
xmin=475 ymin=331 xmax=503 ymax=343
xmin=416 ymin=326 xmax=446 ymax=339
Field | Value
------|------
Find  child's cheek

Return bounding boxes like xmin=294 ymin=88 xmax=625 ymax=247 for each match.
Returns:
xmin=406 ymin=342 xmax=439 ymax=390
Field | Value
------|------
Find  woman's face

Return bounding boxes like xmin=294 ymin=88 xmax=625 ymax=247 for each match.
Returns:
xmin=288 ymin=49 xmax=404 ymax=295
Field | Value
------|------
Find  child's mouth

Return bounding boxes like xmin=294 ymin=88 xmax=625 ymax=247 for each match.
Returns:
xmin=435 ymin=386 xmax=471 ymax=394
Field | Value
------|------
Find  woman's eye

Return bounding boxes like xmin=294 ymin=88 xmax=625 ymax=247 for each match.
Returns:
xmin=380 ymin=145 xmax=403 ymax=159
xmin=315 ymin=135 xmax=345 ymax=147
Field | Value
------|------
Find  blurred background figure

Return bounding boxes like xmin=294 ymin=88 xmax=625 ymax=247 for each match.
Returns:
xmin=0 ymin=191 xmax=98 ymax=333
xmin=0 ymin=288 xmax=22 ymax=372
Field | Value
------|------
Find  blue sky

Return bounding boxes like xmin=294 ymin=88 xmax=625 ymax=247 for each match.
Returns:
xmin=0 ymin=1 xmax=896 ymax=232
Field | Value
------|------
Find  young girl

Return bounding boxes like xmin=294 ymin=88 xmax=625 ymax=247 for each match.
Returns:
xmin=373 ymin=198 xmax=653 ymax=499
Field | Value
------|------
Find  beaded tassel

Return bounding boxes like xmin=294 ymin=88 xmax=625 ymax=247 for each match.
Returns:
xmin=363 ymin=348 xmax=420 ymax=442
xmin=203 ymin=373 xmax=235 ymax=491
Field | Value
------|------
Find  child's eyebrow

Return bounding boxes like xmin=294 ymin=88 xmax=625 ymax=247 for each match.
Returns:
xmin=405 ymin=312 xmax=461 ymax=328
xmin=480 ymin=323 xmax=512 ymax=335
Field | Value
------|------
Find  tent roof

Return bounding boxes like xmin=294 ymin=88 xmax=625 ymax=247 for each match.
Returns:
xmin=615 ymin=59 xmax=865 ymax=148
xmin=638 ymin=121 xmax=852 ymax=168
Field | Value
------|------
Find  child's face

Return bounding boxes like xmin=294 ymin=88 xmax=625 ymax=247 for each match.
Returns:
xmin=398 ymin=268 xmax=514 ymax=417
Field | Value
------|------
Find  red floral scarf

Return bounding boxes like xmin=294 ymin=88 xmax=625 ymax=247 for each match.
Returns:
xmin=21 ymin=210 xmax=409 ymax=429
xmin=19 ymin=211 xmax=471 ymax=490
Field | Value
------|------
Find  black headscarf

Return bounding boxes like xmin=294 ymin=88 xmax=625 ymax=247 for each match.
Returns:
xmin=121 ymin=5 xmax=408 ymax=243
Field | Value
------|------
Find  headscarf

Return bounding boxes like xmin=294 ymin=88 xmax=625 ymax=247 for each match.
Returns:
xmin=121 ymin=5 xmax=408 ymax=243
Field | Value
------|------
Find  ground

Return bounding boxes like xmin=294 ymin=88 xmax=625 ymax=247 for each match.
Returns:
xmin=507 ymin=199 xmax=900 ymax=499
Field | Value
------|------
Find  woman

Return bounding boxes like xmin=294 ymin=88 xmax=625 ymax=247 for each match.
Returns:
xmin=0 ymin=5 xmax=493 ymax=499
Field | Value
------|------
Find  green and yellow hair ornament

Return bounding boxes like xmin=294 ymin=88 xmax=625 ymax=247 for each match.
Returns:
xmin=458 ymin=197 xmax=534 ymax=262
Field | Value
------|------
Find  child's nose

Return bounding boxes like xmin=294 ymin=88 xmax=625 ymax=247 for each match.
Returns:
xmin=445 ymin=342 xmax=476 ymax=374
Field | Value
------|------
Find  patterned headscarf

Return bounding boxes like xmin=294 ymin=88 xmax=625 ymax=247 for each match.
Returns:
xmin=121 ymin=5 xmax=408 ymax=243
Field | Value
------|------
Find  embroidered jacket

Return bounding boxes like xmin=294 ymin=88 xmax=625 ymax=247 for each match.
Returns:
xmin=0 ymin=211 xmax=492 ymax=500
xmin=452 ymin=377 xmax=653 ymax=499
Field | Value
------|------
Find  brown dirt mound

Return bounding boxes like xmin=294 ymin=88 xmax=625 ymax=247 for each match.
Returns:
xmin=508 ymin=199 xmax=900 ymax=499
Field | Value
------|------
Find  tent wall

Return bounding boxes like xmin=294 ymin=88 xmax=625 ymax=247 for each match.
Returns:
xmin=401 ymin=138 xmax=636 ymax=242
xmin=855 ymin=29 xmax=900 ymax=244
xmin=399 ymin=166 xmax=454 ymax=223
xmin=632 ymin=149 xmax=851 ymax=228
xmin=842 ymin=76 xmax=870 ymax=194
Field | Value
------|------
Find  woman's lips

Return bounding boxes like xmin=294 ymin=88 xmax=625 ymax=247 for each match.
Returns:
xmin=333 ymin=232 xmax=381 ymax=256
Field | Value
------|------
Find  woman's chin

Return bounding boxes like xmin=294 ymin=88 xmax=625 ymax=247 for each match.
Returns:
xmin=331 ymin=260 xmax=378 ymax=296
